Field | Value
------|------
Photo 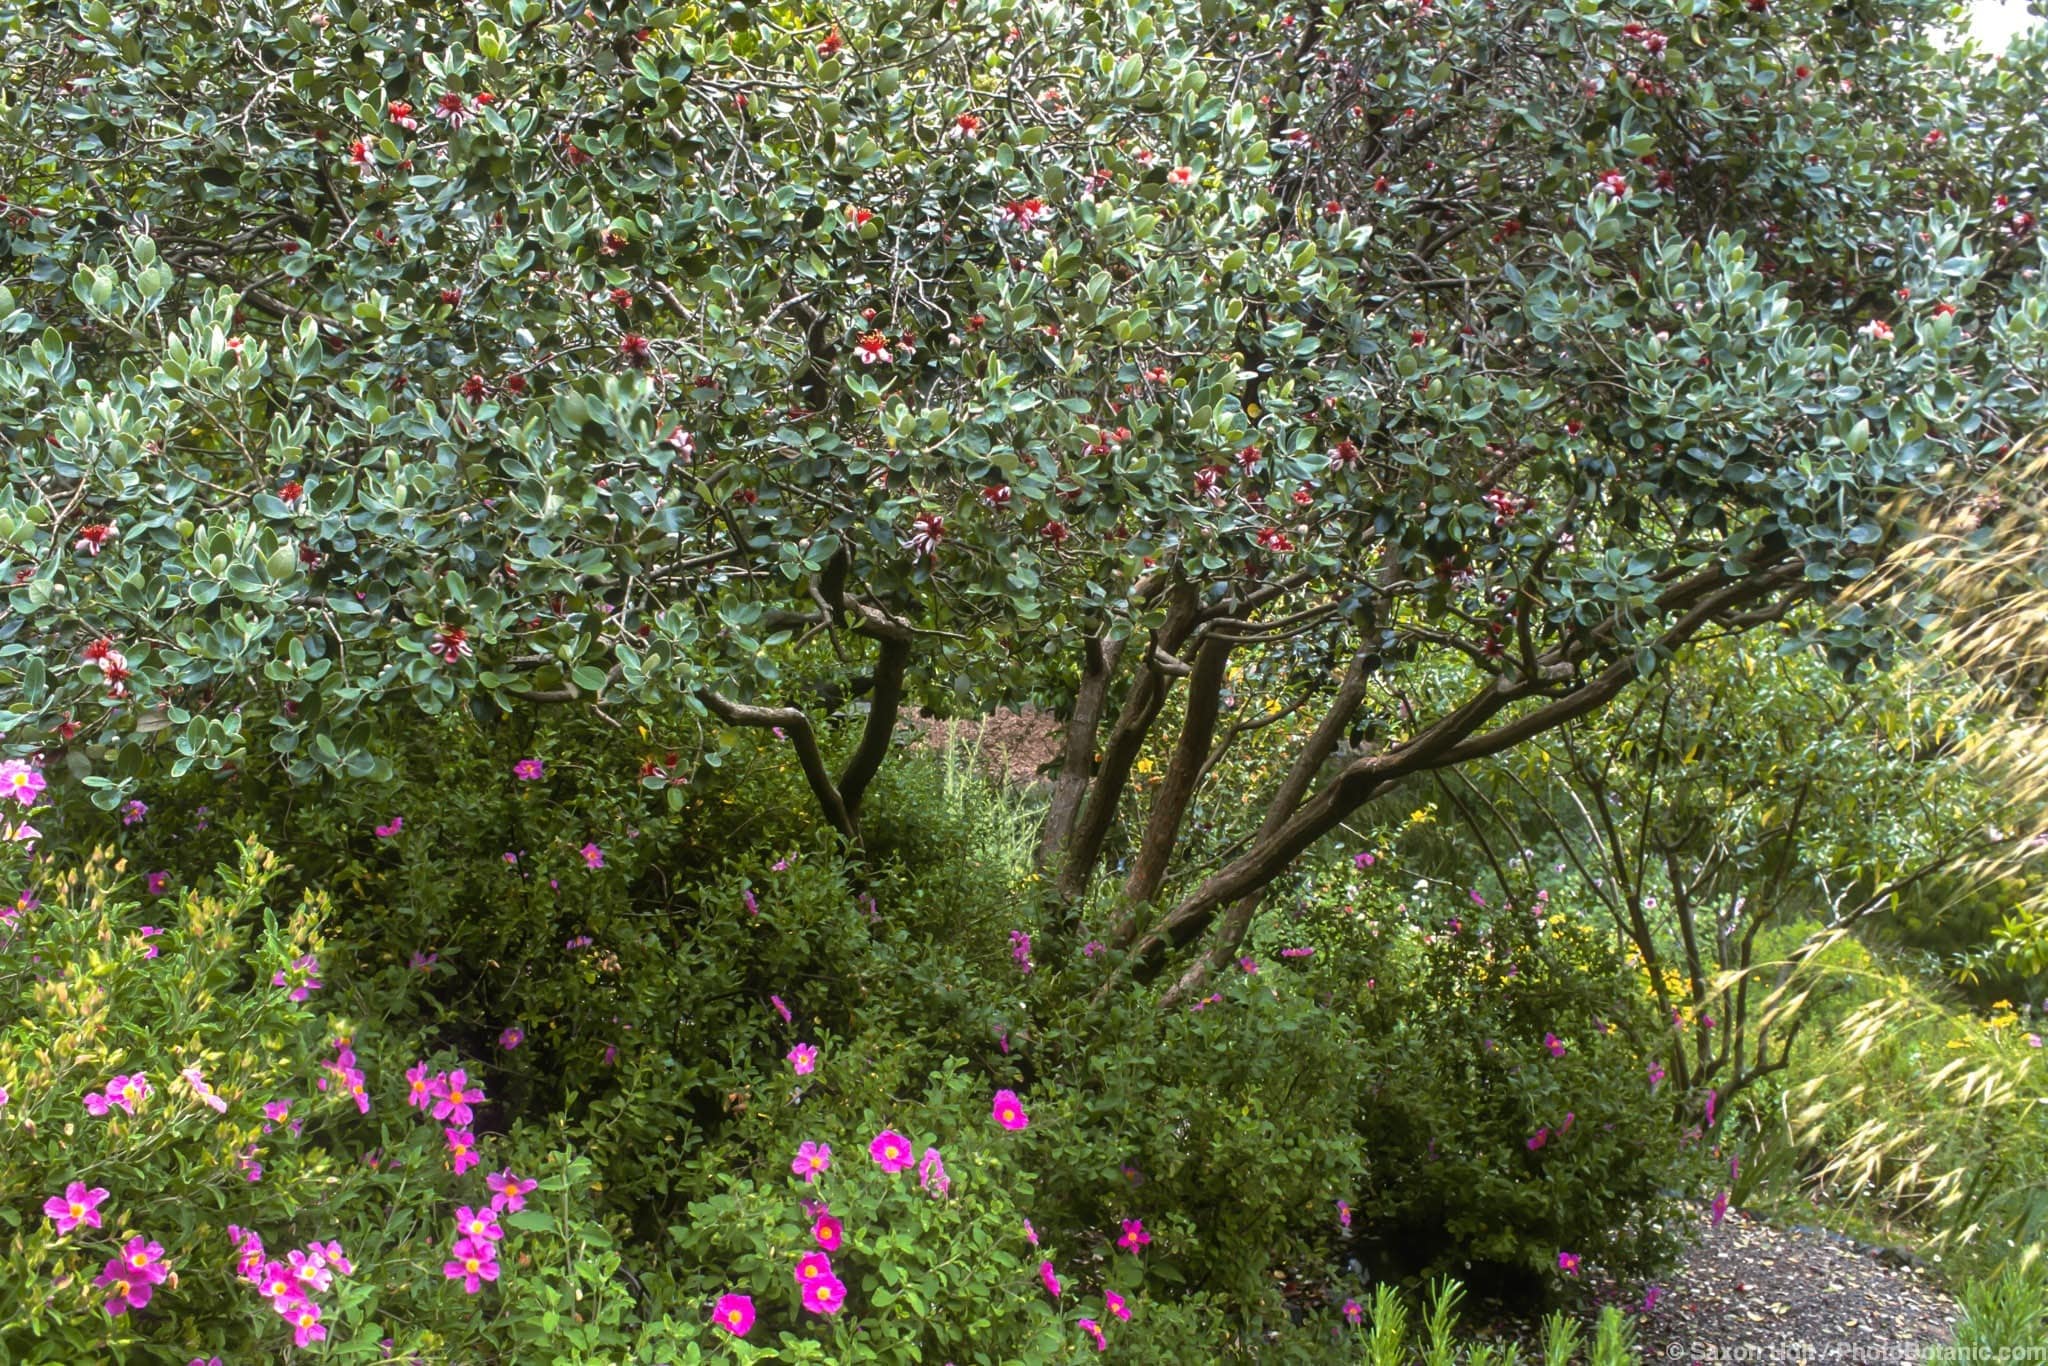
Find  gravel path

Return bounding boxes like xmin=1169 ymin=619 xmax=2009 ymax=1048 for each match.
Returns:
xmin=1630 ymin=1208 xmax=1958 ymax=1361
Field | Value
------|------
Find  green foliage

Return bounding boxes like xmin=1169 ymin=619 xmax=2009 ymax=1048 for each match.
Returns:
xmin=2 ymin=0 xmax=2042 ymax=821
xmin=1948 ymin=1263 xmax=2048 ymax=1354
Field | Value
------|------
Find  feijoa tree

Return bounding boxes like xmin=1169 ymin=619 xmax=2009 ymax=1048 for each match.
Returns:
xmin=1 ymin=0 xmax=2042 ymax=996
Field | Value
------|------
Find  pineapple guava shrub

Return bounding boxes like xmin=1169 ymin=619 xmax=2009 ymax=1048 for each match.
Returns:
xmin=1270 ymin=851 xmax=1699 ymax=1297
xmin=5 ymin=0 xmax=2046 ymax=1026
xmin=0 ymin=833 xmax=645 ymax=1364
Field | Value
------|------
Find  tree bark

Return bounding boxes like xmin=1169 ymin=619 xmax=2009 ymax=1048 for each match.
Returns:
xmin=697 ymin=690 xmax=858 ymax=843
xmin=1119 ymin=557 xmax=1803 ymax=984
xmin=1052 ymin=585 xmax=1202 ymax=900
xmin=1036 ymin=634 xmax=1126 ymax=872
xmin=1157 ymin=648 xmax=1377 ymax=1003
xmin=836 ymin=634 xmax=910 ymax=817
xmin=1121 ymin=633 xmax=1235 ymax=907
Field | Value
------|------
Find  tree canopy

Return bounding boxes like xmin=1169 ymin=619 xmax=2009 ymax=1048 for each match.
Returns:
xmin=3 ymin=0 xmax=2043 ymax=987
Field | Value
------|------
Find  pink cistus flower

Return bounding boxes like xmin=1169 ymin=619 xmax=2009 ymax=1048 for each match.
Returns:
xmin=1106 ymin=1288 xmax=1130 ymax=1321
xmin=180 ymin=1065 xmax=229 ymax=1114
xmin=432 ymin=1069 xmax=486 ymax=1125
xmin=792 ymin=1140 xmax=832 ymax=1183
xmin=98 ymin=1236 xmax=169 ymax=1316
xmin=145 ymin=870 xmax=169 ymax=896
xmin=1643 ymin=1284 xmax=1664 ymax=1312
xmin=43 ymin=1181 xmax=110 ymax=1235
xmin=1352 ymin=851 xmax=1375 ymax=869
xmin=1544 ymin=1033 xmax=1567 ymax=1058
xmin=121 ymin=798 xmax=147 ymax=826
xmin=801 ymin=1274 xmax=847 ymax=1315
xmin=1010 ymin=928 xmax=1034 ymax=973
xmin=498 ymin=1026 xmax=524 ymax=1051
xmin=1336 ymin=1199 xmax=1352 ymax=1230
xmin=1117 ymin=1218 xmax=1150 ymax=1252
xmin=787 ymin=1043 xmax=818 ymax=1076
xmin=487 ymin=1169 xmax=537 ymax=1213
xmin=1039 ymin=1259 xmax=1062 ymax=1298
xmin=1281 ymin=946 xmax=1315 ymax=958
xmin=455 ymin=1205 xmax=503 ymax=1243
xmin=770 ymin=993 xmax=792 ymax=1024
xmin=374 ymin=816 xmax=404 ymax=838
xmin=1704 ymin=1088 xmax=1719 ymax=1127
xmin=812 ymin=1212 xmax=843 ymax=1251
xmin=794 ymin=1250 xmax=835 ymax=1288
xmin=85 ymin=1073 xmax=151 ymax=1117
xmin=444 ymin=1236 xmax=499 ymax=1293
xmin=580 ymin=842 xmax=605 ymax=869
xmin=1710 ymin=1190 xmax=1731 ymax=1227
xmin=405 ymin=1062 xmax=437 ymax=1111
xmin=1526 ymin=1128 xmax=1550 ymax=1151
xmin=0 ymin=759 xmax=46 ymax=806
xmin=869 ymin=1129 xmax=915 ymax=1174
xmin=1648 ymin=1060 xmax=1666 ymax=1090
xmin=445 ymin=1126 xmax=480 ymax=1176
xmin=992 ymin=1089 xmax=1030 ymax=1131
xmin=1557 ymin=1250 xmax=1582 ymax=1276
xmin=1080 ymin=1317 xmax=1107 ymax=1351
xmin=513 ymin=758 xmax=544 ymax=780
xmin=713 ymin=1291 xmax=755 ymax=1336
xmin=272 ymin=954 xmax=321 ymax=1001
xmin=918 ymin=1146 xmax=950 ymax=1196
xmin=1343 ymin=1297 xmax=1364 ymax=1326
xmin=1023 ymin=1218 xmax=1038 ymax=1247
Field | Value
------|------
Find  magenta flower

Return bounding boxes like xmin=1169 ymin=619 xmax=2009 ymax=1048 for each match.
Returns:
xmin=813 ymin=1212 xmax=843 ymax=1251
xmin=145 ymin=870 xmax=169 ymax=896
xmin=794 ymin=1251 xmax=836 ymax=1289
xmin=1704 ymin=1088 xmax=1719 ymax=1127
xmin=1648 ymin=1060 xmax=1666 ymax=1090
xmin=1352 ymin=850 xmax=1375 ymax=868
xmin=432 ymin=1069 xmax=485 ymax=1125
xmin=411 ymin=950 xmax=438 ymax=972
xmin=43 ymin=1181 xmax=110 ymax=1235
xmin=869 ymin=1129 xmax=915 ymax=1173
xmin=793 ymin=1140 xmax=832 ymax=1182
xmin=1527 ymin=1128 xmax=1549 ymax=1151
xmin=1544 ymin=1032 xmax=1567 ymax=1058
xmin=1710 ymin=1190 xmax=1730 ymax=1227
xmin=96 ymin=1248 xmax=161 ymax=1317
xmin=770 ymin=993 xmax=792 ymax=1023
xmin=443 ymin=1236 xmax=500 ymax=1293
xmin=285 ymin=1299 xmax=327 ymax=1348
xmin=374 ymin=816 xmax=404 ymax=838
xmin=121 ymin=798 xmax=148 ymax=826
xmin=1643 ymin=1284 xmax=1664 ymax=1312
xmin=787 ymin=1043 xmax=818 ymax=1075
xmin=1106 ymin=1288 xmax=1130 ymax=1321
xmin=0 ymin=759 xmax=45 ymax=806
xmin=498 ymin=1027 xmax=524 ymax=1051
xmin=800 ymin=1274 xmax=847 ymax=1315
xmin=1010 ymin=928 xmax=1034 ymax=972
xmin=1557 ymin=1250 xmax=1582 ymax=1276
xmin=580 ymin=842 xmax=604 ymax=869
xmin=1281 ymin=946 xmax=1315 ymax=958
xmin=446 ymin=1126 xmax=479 ymax=1176
xmin=487 ymin=1169 xmax=537 ymax=1212
xmin=713 ymin=1291 xmax=756 ymax=1336
xmin=1080 ymin=1317 xmax=1107 ymax=1351
xmin=405 ymin=1063 xmax=436 ymax=1110
xmin=1024 ymin=1218 xmax=1038 ymax=1247
xmin=1117 ymin=1218 xmax=1150 ymax=1252
xmin=1238 ymin=955 xmax=1258 ymax=974
xmin=455 ymin=1205 xmax=503 ymax=1243
xmin=1337 ymin=1199 xmax=1351 ymax=1230
xmin=272 ymin=953 xmax=321 ymax=1001
xmin=918 ymin=1146 xmax=951 ymax=1196
xmin=514 ymin=758 xmax=545 ymax=780
xmin=991 ymin=1089 xmax=1030 ymax=1131
xmin=180 ymin=1065 xmax=228 ymax=1114
xmin=1342 ymin=1297 xmax=1364 ymax=1326
xmin=1040 ymin=1259 xmax=1063 ymax=1298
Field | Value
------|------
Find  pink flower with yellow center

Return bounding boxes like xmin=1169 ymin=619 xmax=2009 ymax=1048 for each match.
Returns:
xmin=992 ymin=1089 xmax=1029 ymax=1131
xmin=868 ymin=1129 xmax=914 ymax=1173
